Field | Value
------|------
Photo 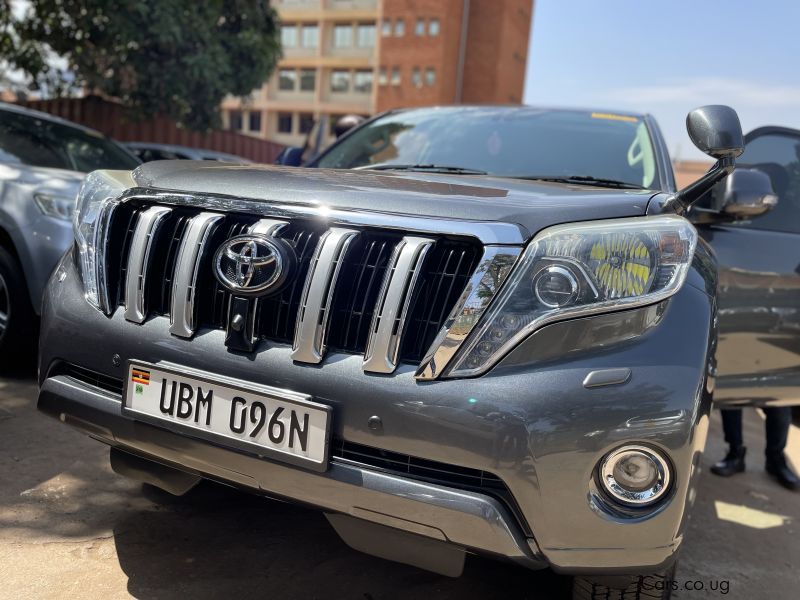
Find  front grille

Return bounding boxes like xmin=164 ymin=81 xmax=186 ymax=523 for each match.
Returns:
xmin=105 ymin=199 xmax=482 ymax=368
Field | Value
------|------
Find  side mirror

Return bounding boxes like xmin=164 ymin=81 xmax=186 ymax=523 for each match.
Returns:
xmin=719 ymin=168 xmax=778 ymax=217
xmin=274 ymin=146 xmax=304 ymax=167
xmin=686 ymin=105 xmax=745 ymax=160
xmin=665 ymin=106 xmax=745 ymax=214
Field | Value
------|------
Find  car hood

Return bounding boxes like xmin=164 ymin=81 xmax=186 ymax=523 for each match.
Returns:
xmin=132 ymin=162 xmax=656 ymax=239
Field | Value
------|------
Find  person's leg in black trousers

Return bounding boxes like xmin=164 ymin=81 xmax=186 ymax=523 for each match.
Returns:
xmin=711 ymin=408 xmax=746 ymax=476
xmin=763 ymin=406 xmax=799 ymax=490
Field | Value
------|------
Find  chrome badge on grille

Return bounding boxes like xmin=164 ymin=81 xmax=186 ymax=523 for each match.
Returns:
xmin=213 ymin=234 xmax=295 ymax=296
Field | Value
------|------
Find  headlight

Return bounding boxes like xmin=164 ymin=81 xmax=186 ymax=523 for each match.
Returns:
xmin=73 ymin=170 xmax=135 ymax=312
xmin=445 ymin=215 xmax=697 ymax=377
xmin=34 ymin=192 xmax=77 ymax=221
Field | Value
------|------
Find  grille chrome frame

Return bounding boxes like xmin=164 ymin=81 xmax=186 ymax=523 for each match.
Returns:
xmin=100 ymin=190 xmax=527 ymax=379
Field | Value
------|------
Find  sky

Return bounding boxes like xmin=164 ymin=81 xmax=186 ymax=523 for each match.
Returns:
xmin=523 ymin=0 xmax=800 ymax=162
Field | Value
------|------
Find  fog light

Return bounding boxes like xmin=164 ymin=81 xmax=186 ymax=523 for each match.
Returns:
xmin=599 ymin=445 xmax=670 ymax=507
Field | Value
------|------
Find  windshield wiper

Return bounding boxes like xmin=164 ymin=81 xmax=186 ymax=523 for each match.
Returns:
xmin=359 ymin=163 xmax=488 ymax=175
xmin=510 ymin=175 xmax=644 ymax=189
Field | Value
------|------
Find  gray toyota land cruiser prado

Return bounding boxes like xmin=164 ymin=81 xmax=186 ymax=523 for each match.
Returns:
xmin=38 ymin=105 xmax=764 ymax=599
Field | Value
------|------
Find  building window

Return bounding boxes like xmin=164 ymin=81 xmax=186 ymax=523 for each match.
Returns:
xmin=357 ymin=23 xmax=375 ymax=47
xmin=278 ymin=68 xmax=297 ymax=91
xmin=299 ymin=113 xmax=315 ymax=135
xmin=277 ymin=112 xmax=293 ymax=134
xmin=354 ymin=70 xmax=373 ymax=93
xmin=299 ymin=69 xmax=316 ymax=92
xmin=411 ymin=67 xmax=421 ymax=88
xmin=390 ymin=67 xmax=401 ymax=86
xmin=382 ymin=19 xmax=392 ymax=37
xmin=281 ymin=25 xmax=297 ymax=47
xmin=428 ymin=19 xmax=440 ymax=36
xmin=228 ymin=110 xmax=243 ymax=131
xmin=301 ymin=24 xmax=318 ymax=48
xmin=333 ymin=24 xmax=353 ymax=48
xmin=330 ymin=69 xmax=350 ymax=93
xmin=249 ymin=111 xmax=262 ymax=133
xmin=425 ymin=67 xmax=436 ymax=87
xmin=394 ymin=19 xmax=404 ymax=36
xmin=378 ymin=67 xmax=388 ymax=86
xmin=415 ymin=19 xmax=425 ymax=36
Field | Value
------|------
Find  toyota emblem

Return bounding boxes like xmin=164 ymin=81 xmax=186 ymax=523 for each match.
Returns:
xmin=213 ymin=234 xmax=294 ymax=296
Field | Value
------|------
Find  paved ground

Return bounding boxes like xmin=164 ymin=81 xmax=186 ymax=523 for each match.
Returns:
xmin=1 ymin=368 xmax=798 ymax=599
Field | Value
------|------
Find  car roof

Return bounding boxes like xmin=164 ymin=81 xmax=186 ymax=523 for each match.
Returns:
xmin=0 ymin=100 xmax=110 ymax=134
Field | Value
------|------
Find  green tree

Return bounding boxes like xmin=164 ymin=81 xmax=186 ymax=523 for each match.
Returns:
xmin=0 ymin=0 xmax=281 ymax=130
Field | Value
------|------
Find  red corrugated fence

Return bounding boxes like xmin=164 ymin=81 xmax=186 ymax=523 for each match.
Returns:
xmin=23 ymin=95 xmax=284 ymax=164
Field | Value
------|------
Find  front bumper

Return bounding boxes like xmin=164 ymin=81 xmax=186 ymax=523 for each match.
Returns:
xmin=38 ymin=251 xmax=715 ymax=574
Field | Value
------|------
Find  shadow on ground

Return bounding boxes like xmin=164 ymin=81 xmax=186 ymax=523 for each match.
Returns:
xmin=113 ymin=481 xmax=569 ymax=600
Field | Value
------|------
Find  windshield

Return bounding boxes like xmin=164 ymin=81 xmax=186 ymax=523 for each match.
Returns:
xmin=315 ymin=107 xmax=658 ymax=188
xmin=0 ymin=109 xmax=140 ymax=172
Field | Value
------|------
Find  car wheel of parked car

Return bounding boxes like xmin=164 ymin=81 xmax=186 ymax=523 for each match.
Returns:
xmin=572 ymin=564 xmax=676 ymax=599
xmin=0 ymin=247 xmax=38 ymax=363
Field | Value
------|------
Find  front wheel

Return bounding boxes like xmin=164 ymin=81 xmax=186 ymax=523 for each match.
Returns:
xmin=0 ymin=247 xmax=38 ymax=365
xmin=572 ymin=564 xmax=676 ymax=600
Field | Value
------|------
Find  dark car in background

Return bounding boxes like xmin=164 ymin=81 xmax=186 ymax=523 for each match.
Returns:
xmin=126 ymin=142 xmax=252 ymax=164
xmin=0 ymin=102 xmax=140 ymax=360
xmin=39 ymin=104 xmax=755 ymax=599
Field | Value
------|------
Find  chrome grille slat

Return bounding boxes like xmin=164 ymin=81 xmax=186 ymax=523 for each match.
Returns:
xmin=168 ymin=212 xmax=224 ymax=338
xmin=124 ymin=206 xmax=172 ymax=323
xmin=363 ymin=236 xmax=434 ymax=374
xmin=291 ymin=227 xmax=359 ymax=363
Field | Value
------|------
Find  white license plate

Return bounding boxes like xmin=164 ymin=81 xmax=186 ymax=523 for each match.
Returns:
xmin=122 ymin=361 xmax=331 ymax=470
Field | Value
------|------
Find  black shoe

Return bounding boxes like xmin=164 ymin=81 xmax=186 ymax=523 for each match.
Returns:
xmin=710 ymin=446 xmax=746 ymax=477
xmin=765 ymin=455 xmax=800 ymax=491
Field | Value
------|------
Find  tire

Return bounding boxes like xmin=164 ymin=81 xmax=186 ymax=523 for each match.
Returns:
xmin=0 ymin=246 xmax=38 ymax=365
xmin=572 ymin=563 xmax=676 ymax=600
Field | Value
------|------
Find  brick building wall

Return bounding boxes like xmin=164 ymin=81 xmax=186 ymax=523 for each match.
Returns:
xmin=461 ymin=0 xmax=533 ymax=104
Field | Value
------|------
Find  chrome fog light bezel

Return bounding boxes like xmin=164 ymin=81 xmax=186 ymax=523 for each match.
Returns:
xmin=599 ymin=445 xmax=671 ymax=507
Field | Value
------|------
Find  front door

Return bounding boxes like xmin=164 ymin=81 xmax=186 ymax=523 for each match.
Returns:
xmin=699 ymin=127 xmax=800 ymax=406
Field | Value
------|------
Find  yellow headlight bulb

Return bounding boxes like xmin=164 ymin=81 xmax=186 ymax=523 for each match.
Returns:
xmin=588 ymin=233 xmax=654 ymax=298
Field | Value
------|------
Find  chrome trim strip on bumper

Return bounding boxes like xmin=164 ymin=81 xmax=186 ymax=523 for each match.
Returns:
xmin=124 ymin=206 xmax=172 ymax=323
xmin=415 ymin=247 xmax=522 ymax=380
xmin=39 ymin=374 xmax=543 ymax=568
xmin=363 ymin=236 xmax=434 ymax=374
xmin=119 ymin=189 xmax=528 ymax=246
xmin=291 ymin=227 xmax=359 ymax=364
xmin=168 ymin=212 xmax=224 ymax=338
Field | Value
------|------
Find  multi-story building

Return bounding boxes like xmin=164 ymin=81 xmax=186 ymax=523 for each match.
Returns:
xmin=221 ymin=0 xmax=533 ymax=147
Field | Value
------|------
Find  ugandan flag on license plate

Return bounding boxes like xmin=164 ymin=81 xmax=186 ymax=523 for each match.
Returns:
xmin=131 ymin=368 xmax=151 ymax=385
